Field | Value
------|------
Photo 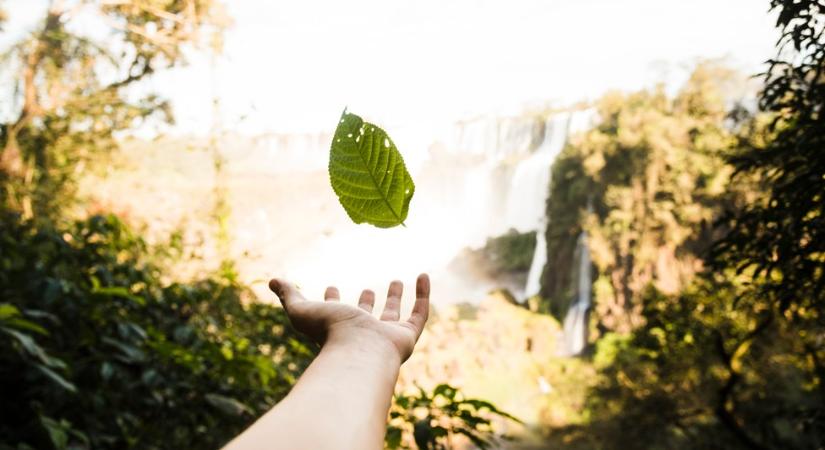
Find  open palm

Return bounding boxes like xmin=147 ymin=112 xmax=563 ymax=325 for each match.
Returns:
xmin=269 ymin=274 xmax=430 ymax=362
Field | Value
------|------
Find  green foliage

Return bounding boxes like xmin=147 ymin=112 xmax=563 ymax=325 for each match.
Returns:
xmin=573 ymin=273 xmax=825 ymax=450
xmin=542 ymin=2 xmax=825 ymax=448
xmin=386 ymin=384 xmax=520 ymax=450
xmin=476 ymin=229 xmax=537 ymax=274
xmin=0 ymin=209 xmax=315 ymax=449
xmin=0 ymin=0 xmax=228 ymax=219
xmin=713 ymin=0 xmax=824 ymax=342
xmin=329 ymin=110 xmax=415 ymax=228
xmin=581 ymin=281 xmax=745 ymax=449
xmin=540 ymin=63 xmax=740 ymax=331
xmin=706 ymin=0 xmax=825 ymax=445
xmin=454 ymin=229 xmax=537 ymax=287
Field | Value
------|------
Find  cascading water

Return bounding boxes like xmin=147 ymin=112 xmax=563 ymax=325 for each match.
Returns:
xmin=518 ymin=114 xmax=571 ymax=297
xmin=524 ymin=225 xmax=547 ymax=298
xmin=560 ymin=230 xmax=592 ymax=356
xmin=503 ymin=114 xmax=569 ymax=232
xmin=521 ymin=110 xmax=594 ymax=298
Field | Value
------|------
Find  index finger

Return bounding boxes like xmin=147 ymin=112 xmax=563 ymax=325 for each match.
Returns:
xmin=407 ymin=273 xmax=430 ymax=337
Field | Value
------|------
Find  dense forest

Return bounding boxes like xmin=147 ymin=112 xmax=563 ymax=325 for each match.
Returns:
xmin=1 ymin=0 xmax=823 ymax=449
xmin=538 ymin=1 xmax=825 ymax=448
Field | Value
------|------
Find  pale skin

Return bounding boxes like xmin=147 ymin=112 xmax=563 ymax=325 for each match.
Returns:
xmin=224 ymin=273 xmax=431 ymax=450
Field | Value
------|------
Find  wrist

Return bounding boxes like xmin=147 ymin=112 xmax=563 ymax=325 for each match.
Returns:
xmin=325 ymin=325 xmax=403 ymax=368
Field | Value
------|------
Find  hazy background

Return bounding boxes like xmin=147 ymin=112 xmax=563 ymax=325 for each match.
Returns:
xmin=5 ymin=0 xmax=777 ymax=136
xmin=0 ymin=0 xmax=780 ymax=308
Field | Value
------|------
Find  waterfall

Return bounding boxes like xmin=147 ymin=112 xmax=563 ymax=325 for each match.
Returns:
xmin=560 ymin=230 xmax=592 ymax=356
xmin=523 ymin=221 xmax=547 ymax=297
xmin=503 ymin=114 xmax=569 ymax=232
xmin=518 ymin=115 xmax=569 ymax=297
xmin=519 ymin=111 xmax=590 ymax=298
xmin=520 ymin=109 xmax=595 ymax=299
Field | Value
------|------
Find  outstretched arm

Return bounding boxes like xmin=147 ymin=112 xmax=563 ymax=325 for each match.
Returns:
xmin=224 ymin=274 xmax=431 ymax=450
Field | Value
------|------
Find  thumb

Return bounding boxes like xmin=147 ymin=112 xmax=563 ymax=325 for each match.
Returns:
xmin=268 ymin=278 xmax=306 ymax=310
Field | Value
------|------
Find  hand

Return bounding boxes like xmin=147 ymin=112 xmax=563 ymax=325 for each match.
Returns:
xmin=268 ymin=274 xmax=430 ymax=363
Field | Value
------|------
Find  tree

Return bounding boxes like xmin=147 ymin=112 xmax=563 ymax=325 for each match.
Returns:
xmin=0 ymin=0 xmax=229 ymax=218
xmin=555 ymin=2 xmax=825 ymax=448
xmin=708 ymin=0 xmax=825 ymax=445
xmin=713 ymin=0 xmax=825 ymax=363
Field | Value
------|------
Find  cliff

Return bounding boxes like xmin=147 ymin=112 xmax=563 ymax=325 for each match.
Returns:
xmin=539 ymin=64 xmax=746 ymax=336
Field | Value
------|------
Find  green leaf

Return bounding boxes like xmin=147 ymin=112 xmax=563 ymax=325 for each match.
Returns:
xmin=205 ymin=394 xmax=253 ymax=416
xmin=100 ymin=361 xmax=115 ymax=380
xmin=455 ymin=427 xmax=492 ymax=449
xmin=0 ymin=303 xmax=48 ymax=335
xmin=2 ymin=327 xmax=65 ymax=368
xmin=0 ymin=303 xmax=20 ymax=320
xmin=329 ymin=110 xmax=415 ymax=228
xmin=434 ymin=383 xmax=458 ymax=400
xmin=7 ymin=317 xmax=49 ymax=335
xmin=35 ymin=364 xmax=77 ymax=393
xmin=385 ymin=426 xmax=403 ymax=449
xmin=92 ymin=285 xmax=145 ymax=306
xmin=462 ymin=399 xmax=523 ymax=423
xmin=102 ymin=337 xmax=146 ymax=363
xmin=40 ymin=416 xmax=69 ymax=450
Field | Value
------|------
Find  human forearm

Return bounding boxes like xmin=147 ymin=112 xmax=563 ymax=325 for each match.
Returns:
xmin=225 ymin=275 xmax=429 ymax=450
xmin=225 ymin=329 xmax=401 ymax=450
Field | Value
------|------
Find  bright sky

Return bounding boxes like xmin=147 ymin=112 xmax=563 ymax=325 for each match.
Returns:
xmin=4 ymin=0 xmax=778 ymax=134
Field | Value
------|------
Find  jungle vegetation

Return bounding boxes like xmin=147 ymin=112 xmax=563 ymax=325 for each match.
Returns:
xmin=539 ymin=1 xmax=825 ymax=448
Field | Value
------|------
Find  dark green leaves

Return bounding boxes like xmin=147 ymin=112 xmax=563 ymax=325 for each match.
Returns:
xmin=388 ymin=384 xmax=519 ymax=449
xmin=205 ymin=394 xmax=253 ymax=417
xmin=329 ymin=110 xmax=415 ymax=228
xmin=0 ymin=210 xmax=315 ymax=449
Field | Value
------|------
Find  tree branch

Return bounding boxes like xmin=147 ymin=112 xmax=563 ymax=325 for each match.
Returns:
xmin=713 ymin=313 xmax=774 ymax=450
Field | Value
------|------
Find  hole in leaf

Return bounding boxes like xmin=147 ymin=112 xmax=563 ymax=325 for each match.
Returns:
xmin=384 ymin=138 xmax=390 ymax=148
